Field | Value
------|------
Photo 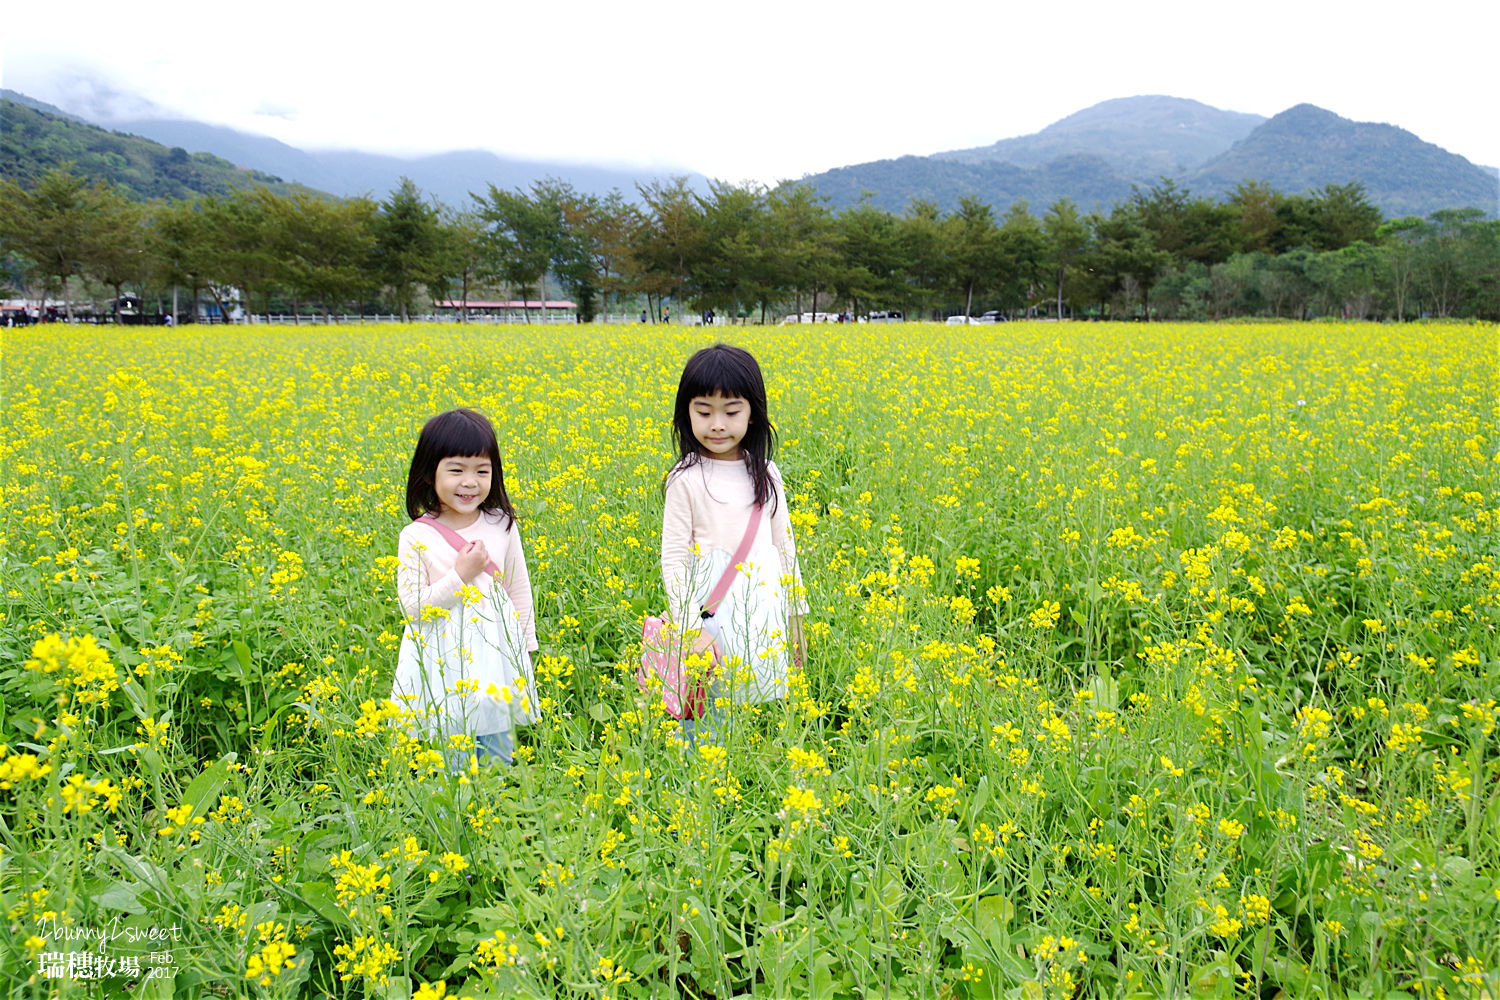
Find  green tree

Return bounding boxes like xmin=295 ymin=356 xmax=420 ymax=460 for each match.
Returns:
xmin=1130 ymin=179 xmax=1193 ymax=261
xmin=1309 ymin=183 xmax=1383 ymax=251
xmin=833 ymin=198 xmax=910 ymax=319
xmin=86 ymin=192 xmax=149 ymax=319
xmin=896 ymin=199 xmax=945 ymax=319
xmin=943 ymin=196 xmax=1003 ymax=318
xmin=1375 ymin=216 xmax=1430 ymax=321
xmin=476 ymin=184 xmax=562 ymax=323
xmin=553 ymin=187 xmax=636 ymax=322
xmin=374 ymin=178 xmax=446 ymax=321
xmin=267 ymin=191 xmax=377 ymax=321
xmin=0 ymin=165 xmax=118 ymax=320
xmin=1261 ymin=248 xmax=1315 ymax=318
xmin=1082 ymin=206 xmax=1171 ymax=318
xmin=1042 ymin=199 xmax=1089 ymax=320
xmin=1132 ymin=179 xmax=1239 ymax=267
xmin=1275 ymin=183 xmax=1382 ymax=253
xmin=1227 ymin=180 xmax=1281 ymax=255
xmin=431 ymin=205 xmax=494 ymax=321
xmin=1412 ymin=208 xmax=1500 ymax=318
xmin=533 ymin=179 xmax=638 ymax=324
xmin=1306 ymin=241 xmax=1381 ymax=317
xmin=197 ymin=189 xmax=283 ymax=320
xmin=765 ymin=184 xmax=837 ymax=320
xmin=1207 ymin=253 xmax=1269 ymax=318
xmin=148 ymin=198 xmax=214 ymax=321
xmin=695 ymin=180 xmax=768 ymax=322
xmin=996 ymin=200 xmax=1047 ymax=316
xmin=631 ymin=177 xmax=706 ymax=322
xmin=1150 ymin=263 xmax=1213 ymax=320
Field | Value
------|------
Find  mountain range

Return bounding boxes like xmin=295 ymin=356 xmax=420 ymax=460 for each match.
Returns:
xmin=799 ymin=96 xmax=1497 ymax=219
xmin=1 ymin=88 xmax=703 ymax=206
xmin=1 ymin=92 xmax=312 ymax=201
xmin=4 ymin=88 xmax=1495 ymax=220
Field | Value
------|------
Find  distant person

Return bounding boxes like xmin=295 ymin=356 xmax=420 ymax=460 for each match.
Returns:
xmin=641 ymin=310 xmax=649 ymax=324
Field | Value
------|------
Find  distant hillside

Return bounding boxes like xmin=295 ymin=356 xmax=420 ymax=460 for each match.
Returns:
xmin=797 ymin=98 xmax=1497 ymax=219
xmin=99 ymin=116 xmax=707 ymax=206
xmin=1187 ymin=104 xmax=1498 ymax=218
xmin=0 ymin=95 xmax=313 ymax=201
xmin=797 ymin=153 xmax=1137 ymax=215
xmin=935 ymin=96 xmax=1265 ymax=176
xmin=2 ymin=89 xmax=89 ymax=124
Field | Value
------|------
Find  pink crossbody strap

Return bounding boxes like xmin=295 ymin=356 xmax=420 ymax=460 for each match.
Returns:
xmin=415 ymin=515 xmax=502 ymax=577
xmin=701 ymin=504 xmax=763 ymax=619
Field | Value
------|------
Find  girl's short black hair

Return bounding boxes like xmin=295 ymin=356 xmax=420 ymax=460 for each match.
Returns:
xmin=405 ymin=408 xmax=516 ymax=523
xmin=669 ymin=344 xmax=779 ymax=513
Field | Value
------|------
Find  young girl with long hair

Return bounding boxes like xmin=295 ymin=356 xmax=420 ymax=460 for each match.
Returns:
xmin=660 ymin=344 xmax=807 ymax=734
xmin=391 ymin=407 xmax=537 ymax=768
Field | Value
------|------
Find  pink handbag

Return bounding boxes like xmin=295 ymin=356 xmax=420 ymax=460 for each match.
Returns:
xmin=639 ymin=505 xmax=763 ymax=720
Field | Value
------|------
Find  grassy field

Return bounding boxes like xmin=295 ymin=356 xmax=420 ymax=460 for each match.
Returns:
xmin=1 ymin=321 xmax=1496 ymax=999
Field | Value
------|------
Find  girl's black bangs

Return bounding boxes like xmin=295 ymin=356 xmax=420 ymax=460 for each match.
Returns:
xmin=680 ymin=355 xmax=759 ymax=402
xmin=424 ymin=414 xmax=498 ymax=461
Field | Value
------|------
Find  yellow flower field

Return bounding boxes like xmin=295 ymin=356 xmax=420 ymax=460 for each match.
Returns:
xmin=1 ymin=321 xmax=1496 ymax=998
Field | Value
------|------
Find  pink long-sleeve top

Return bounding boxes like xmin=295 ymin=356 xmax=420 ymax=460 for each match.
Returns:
xmin=660 ymin=456 xmax=808 ymax=626
xmin=396 ymin=510 xmax=539 ymax=651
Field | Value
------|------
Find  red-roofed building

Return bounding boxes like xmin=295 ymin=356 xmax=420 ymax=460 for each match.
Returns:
xmin=435 ymin=299 xmax=577 ymax=321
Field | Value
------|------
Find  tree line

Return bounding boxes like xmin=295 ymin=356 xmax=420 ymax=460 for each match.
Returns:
xmin=1 ymin=166 xmax=1495 ymax=322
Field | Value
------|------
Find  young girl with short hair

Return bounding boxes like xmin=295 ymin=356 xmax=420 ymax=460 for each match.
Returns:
xmin=391 ymin=408 xmax=537 ymax=768
xmin=661 ymin=344 xmax=808 ymax=734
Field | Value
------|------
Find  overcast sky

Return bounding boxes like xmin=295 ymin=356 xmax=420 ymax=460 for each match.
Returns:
xmin=4 ymin=0 xmax=1497 ymax=185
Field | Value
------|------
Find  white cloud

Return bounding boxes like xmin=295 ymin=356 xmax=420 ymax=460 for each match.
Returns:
xmin=4 ymin=0 xmax=1497 ymax=183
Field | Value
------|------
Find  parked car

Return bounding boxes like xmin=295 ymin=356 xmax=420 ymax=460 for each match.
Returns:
xmin=945 ymin=315 xmax=974 ymax=325
xmin=975 ymin=310 xmax=1008 ymax=323
xmin=864 ymin=310 xmax=905 ymax=323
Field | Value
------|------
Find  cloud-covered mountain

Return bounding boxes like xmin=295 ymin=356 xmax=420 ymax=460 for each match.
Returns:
xmin=97 ymin=116 xmax=706 ymax=205
xmin=4 ymin=81 xmax=704 ymax=206
xmin=1 ymin=92 xmax=314 ymax=201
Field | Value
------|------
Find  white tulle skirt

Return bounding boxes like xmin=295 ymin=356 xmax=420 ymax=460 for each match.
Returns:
xmin=391 ymin=582 xmax=536 ymax=739
xmin=672 ymin=545 xmax=793 ymax=705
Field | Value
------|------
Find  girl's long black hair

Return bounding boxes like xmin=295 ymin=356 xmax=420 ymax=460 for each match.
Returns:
xmin=405 ymin=407 xmax=516 ymax=524
xmin=669 ymin=344 xmax=779 ymax=514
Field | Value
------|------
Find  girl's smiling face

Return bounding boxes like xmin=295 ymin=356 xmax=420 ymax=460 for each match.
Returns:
xmin=433 ymin=455 xmax=491 ymax=524
xmin=689 ymin=393 xmax=750 ymax=461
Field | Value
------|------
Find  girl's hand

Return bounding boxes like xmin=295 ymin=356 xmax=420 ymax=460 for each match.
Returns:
xmin=688 ymin=628 xmax=718 ymax=657
xmin=454 ymin=540 xmax=489 ymax=581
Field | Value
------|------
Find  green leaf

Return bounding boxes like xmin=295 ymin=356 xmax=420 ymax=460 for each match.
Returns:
xmin=182 ymin=754 xmax=236 ymax=815
xmin=968 ymin=774 xmax=991 ymax=821
xmin=298 ymin=881 xmax=351 ymax=928
xmin=975 ymin=894 xmax=1013 ymax=933
xmin=232 ymin=639 xmax=252 ymax=677
xmin=1089 ymin=666 xmax=1119 ymax=710
xmin=94 ymin=882 xmax=147 ymax=914
xmin=99 ymin=847 xmax=169 ymax=892
xmin=1189 ymin=956 xmax=1234 ymax=997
